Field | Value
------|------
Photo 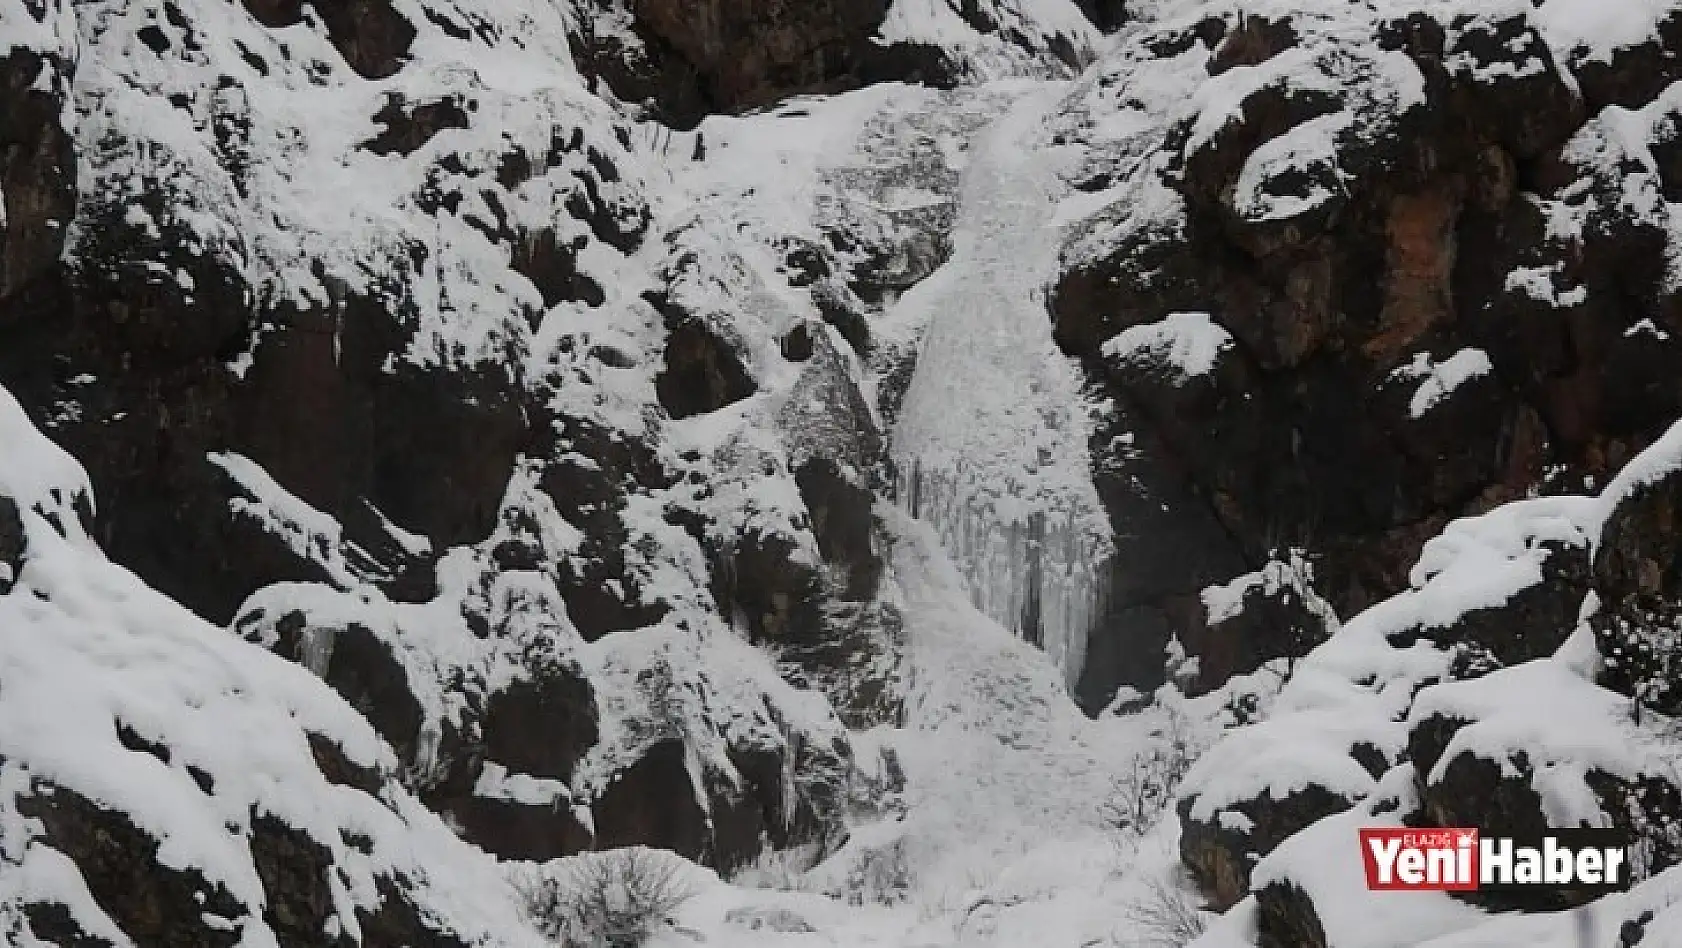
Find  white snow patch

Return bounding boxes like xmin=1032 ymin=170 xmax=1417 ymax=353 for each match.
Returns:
xmin=1389 ymin=348 xmax=1494 ymax=419
xmin=0 ymin=386 xmax=94 ymax=533
xmin=1535 ymin=0 xmax=1680 ymax=64
xmin=1104 ymin=311 xmax=1234 ymax=382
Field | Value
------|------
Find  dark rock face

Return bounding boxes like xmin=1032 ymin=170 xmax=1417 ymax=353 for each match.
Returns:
xmin=11 ymin=777 xmax=472 ymax=948
xmin=481 ymin=669 xmax=600 ymax=786
xmin=233 ymin=569 xmax=611 ymax=865
xmin=1181 ymin=556 xmax=1335 ymax=697
xmin=630 ymin=0 xmax=891 ymax=114
xmin=1054 ymin=4 xmax=1682 ymax=704
xmin=314 ymin=0 xmax=418 ymax=79
xmin=267 ymin=614 xmax=428 ymax=764
xmin=657 ymin=316 xmax=758 ymax=419
xmin=726 ymin=517 xmax=828 ymax=645
xmin=795 ymin=457 xmax=881 ymax=599
xmin=594 ymin=737 xmax=713 ymax=860
xmin=0 ymin=495 xmax=22 ymax=593
xmin=1413 ymin=712 xmax=1682 ymax=911
xmin=535 ymin=417 xmax=675 ymax=641
xmin=1255 ymin=881 xmax=1328 ymax=948
xmin=21 ymin=787 xmax=247 ymax=948
xmin=566 ymin=0 xmax=889 ymax=127
xmin=1595 ymin=599 xmax=1682 ymax=717
xmin=1593 ymin=455 xmax=1682 ymax=717
xmin=1177 ymin=784 xmax=1357 ymax=911
xmin=1396 ymin=537 xmax=1593 ymax=669
xmin=591 ymin=728 xmax=851 ymax=874
xmin=567 ymin=0 xmax=1094 ymax=127
xmin=1074 ymin=0 xmax=1128 ymax=33
xmin=0 ymin=45 xmax=76 ymax=301
xmin=1599 ymin=466 xmax=1682 ymax=605
xmin=450 ymin=794 xmax=594 ymax=864
xmin=248 ymin=815 xmax=344 ymax=948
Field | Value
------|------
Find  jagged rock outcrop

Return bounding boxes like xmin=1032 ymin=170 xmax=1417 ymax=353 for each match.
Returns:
xmin=1177 ymin=709 xmax=1401 ymax=909
xmin=1409 ymin=662 xmax=1682 ymax=910
xmin=1177 ymin=425 xmax=1682 ymax=943
xmin=0 ymin=388 xmax=549 ymax=947
xmin=1593 ymin=431 xmax=1682 ymax=716
xmin=1052 ymin=0 xmax=1682 ymax=706
xmin=1184 ymin=553 xmax=1336 ymax=696
xmin=15 ymin=1 xmax=1682 ymax=944
xmin=0 ymin=0 xmax=894 ymax=882
xmin=566 ymin=0 xmax=1100 ymax=127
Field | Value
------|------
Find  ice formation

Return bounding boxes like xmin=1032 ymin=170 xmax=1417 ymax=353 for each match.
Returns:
xmin=888 ymin=86 xmax=1112 ymax=691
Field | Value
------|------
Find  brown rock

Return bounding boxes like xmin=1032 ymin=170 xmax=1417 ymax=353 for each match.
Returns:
xmin=1362 ymin=187 xmax=1460 ymax=363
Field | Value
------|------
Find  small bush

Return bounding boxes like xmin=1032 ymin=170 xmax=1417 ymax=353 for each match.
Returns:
xmin=840 ymin=835 xmax=913 ymax=905
xmin=1101 ymin=713 xmax=1198 ymax=838
xmin=1122 ymin=875 xmax=1211 ymax=948
xmin=730 ymin=842 xmax=821 ymax=892
xmin=520 ymin=848 xmax=696 ymax=948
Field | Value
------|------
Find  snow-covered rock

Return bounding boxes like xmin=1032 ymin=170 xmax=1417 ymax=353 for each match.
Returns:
xmin=0 ymin=385 xmax=546 ymax=947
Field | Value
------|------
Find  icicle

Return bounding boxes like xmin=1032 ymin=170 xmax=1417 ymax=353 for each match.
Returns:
xmin=891 ymin=462 xmax=1107 ymax=691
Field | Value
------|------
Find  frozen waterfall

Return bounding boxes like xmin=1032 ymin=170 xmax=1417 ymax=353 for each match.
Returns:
xmin=887 ymin=86 xmax=1112 ymax=691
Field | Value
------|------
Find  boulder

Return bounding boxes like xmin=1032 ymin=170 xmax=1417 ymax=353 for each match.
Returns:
xmin=1176 ymin=711 xmax=1400 ymax=908
xmin=1593 ymin=428 xmax=1682 ymax=715
xmin=1408 ymin=662 xmax=1682 ymax=910
xmin=0 ymin=43 xmax=76 ymax=300
xmin=1187 ymin=555 xmax=1337 ymax=696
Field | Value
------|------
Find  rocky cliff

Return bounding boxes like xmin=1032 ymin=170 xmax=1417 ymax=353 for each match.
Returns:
xmin=6 ymin=0 xmax=1682 ymax=946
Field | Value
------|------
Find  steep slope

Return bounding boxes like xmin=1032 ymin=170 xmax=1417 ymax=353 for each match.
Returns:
xmin=1177 ymin=421 xmax=1682 ymax=948
xmin=1037 ymin=3 xmax=1682 ymax=946
xmin=0 ymin=0 xmax=1125 ymax=898
xmin=12 ymin=0 xmax=1682 ymax=946
xmin=0 ymin=387 xmax=544 ymax=947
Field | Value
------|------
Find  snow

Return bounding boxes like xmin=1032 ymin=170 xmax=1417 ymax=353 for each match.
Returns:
xmin=1230 ymin=110 xmax=1349 ymax=222
xmin=1175 ymin=421 xmax=1682 ymax=947
xmin=889 ymin=82 xmax=1113 ymax=691
xmin=1505 ymin=264 xmax=1589 ymax=308
xmin=475 ymin=761 xmax=572 ymax=807
xmin=1627 ymin=317 xmax=1674 ymax=340
xmin=876 ymin=0 xmax=1098 ymax=83
xmin=1104 ymin=311 xmax=1234 ymax=382
xmin=1534 ymin=0 xmax=1682 ymax=64
xmin=1181 ymin=708 xmax=1402 ymax=822
xmin=0 ymin=385 xmax=94 ymax=532
xmin=1201 ymin=551 xmax=1335 ymax=630
xmin=1410 ymin=660 xmax=1672 ymax=826
xmin=208 ymin=451 xmax=358 ymax=587
xmin=1240 ymin=767 xmax=1491 ymax=948
xmin=1593 ymin=417 xmax=1682 ymax=541
xmin=0 ymin=387 xmax=544 ymax=947
xmin=1389 ymin=349 xmax=1495 ymax=419
xmin=18 ymin=0 xmax=1682 ymax=945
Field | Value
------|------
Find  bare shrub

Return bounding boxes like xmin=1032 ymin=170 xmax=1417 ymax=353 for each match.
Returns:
xmin=1122 ymin=875 xmax=1211 ymax=948
xmin=519 ymin=848 xmax=696 ymax=947
xmin=1101 ymin=713 xmax=1198 ymax=838
xmin=729 ymin=842 xmax=820 ymax=892
xmin=840 ymin=835 xmax=913 ymax=905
